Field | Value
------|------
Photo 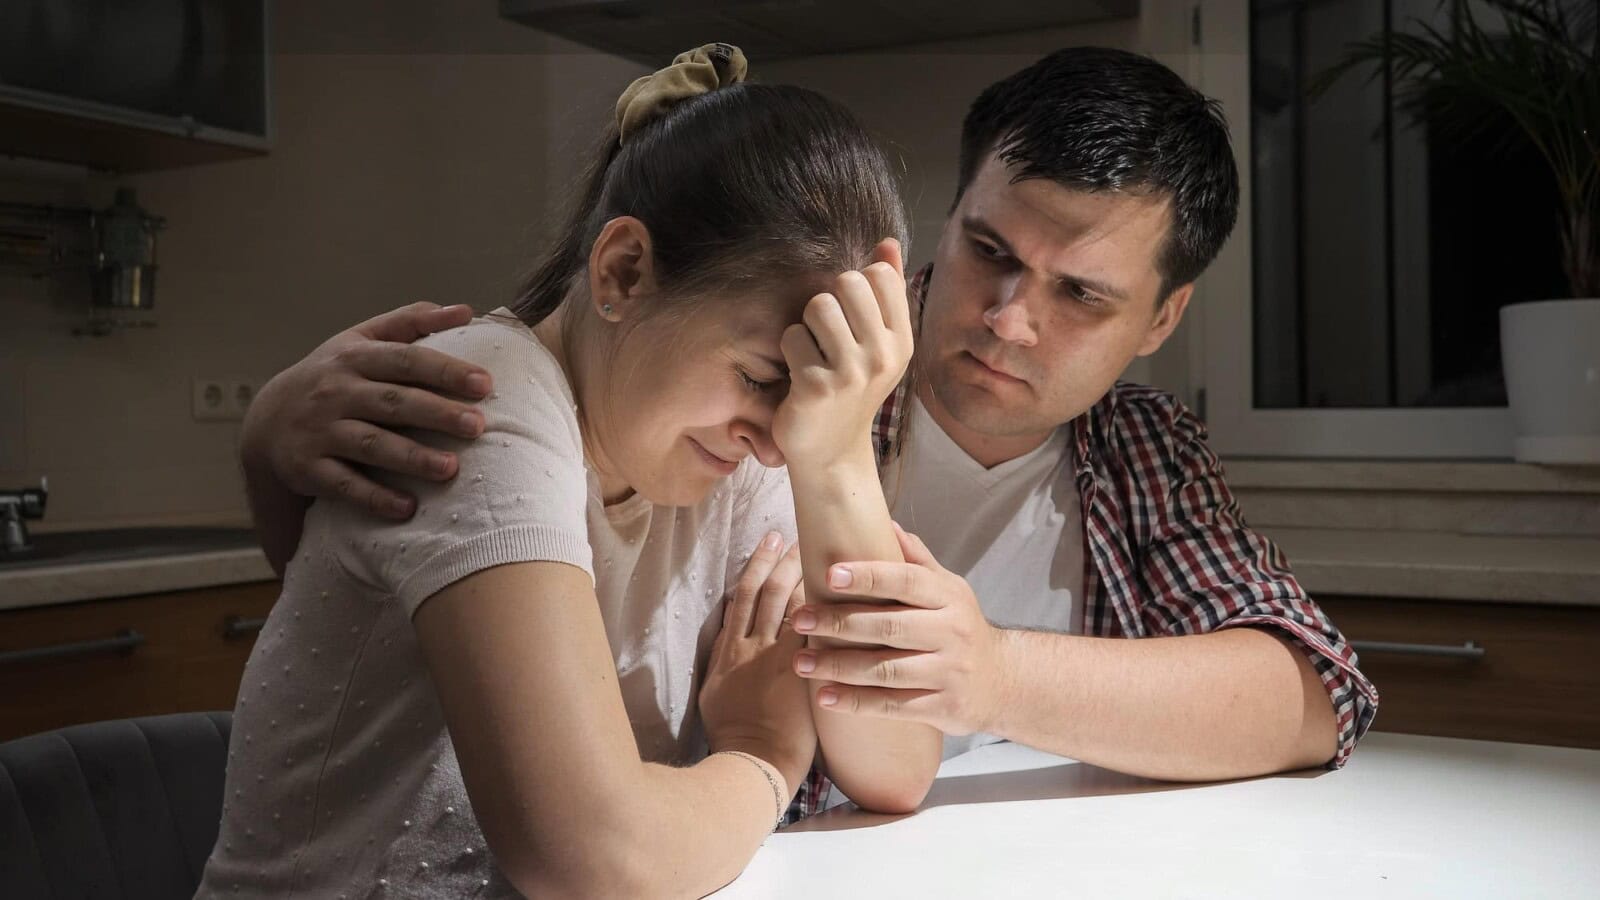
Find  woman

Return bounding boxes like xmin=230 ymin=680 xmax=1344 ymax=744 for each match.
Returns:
xmin=198 ymin=44 xmax=939 ymax=898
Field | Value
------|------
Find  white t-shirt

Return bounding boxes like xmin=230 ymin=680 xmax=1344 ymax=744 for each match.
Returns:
xmin=198 ymin=311 xmax=797 ymax=898
xmin=882 ymin=395 xmax=1085 ymax=760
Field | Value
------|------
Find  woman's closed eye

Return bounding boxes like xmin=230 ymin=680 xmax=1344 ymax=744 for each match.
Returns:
xmin=737 ymin=366 xmax=786 ymax=394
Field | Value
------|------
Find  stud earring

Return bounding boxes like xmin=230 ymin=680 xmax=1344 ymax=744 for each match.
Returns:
xmin=601 ymin=303 xmax=615 ymax=317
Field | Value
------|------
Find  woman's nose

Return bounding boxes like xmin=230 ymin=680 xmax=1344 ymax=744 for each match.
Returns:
xmin=731 ymin=418 xmax=785 ymax=468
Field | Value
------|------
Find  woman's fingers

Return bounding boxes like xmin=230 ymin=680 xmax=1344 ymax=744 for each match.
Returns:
xmin=753 ymin=544 xmax=803 ymax=640
xmin=800 ymin=292 xmax=855 ymax=368
xmin=729 ymin=531 xmax=786 ymax=639
xmin=780 ymin=321 xmax=828 ymax=387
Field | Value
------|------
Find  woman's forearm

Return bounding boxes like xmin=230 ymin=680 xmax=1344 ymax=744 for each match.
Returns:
xmin=788 ymin=444 xmax=941 ymax=813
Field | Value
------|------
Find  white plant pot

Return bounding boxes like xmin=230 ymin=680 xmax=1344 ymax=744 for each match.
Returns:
xmin=1499 ymin=298 xmax=1600 ymax=464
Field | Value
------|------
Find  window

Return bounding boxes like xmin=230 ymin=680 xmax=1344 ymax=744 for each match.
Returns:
xmin=1193 ymin=0 xmax=1555 ymax=457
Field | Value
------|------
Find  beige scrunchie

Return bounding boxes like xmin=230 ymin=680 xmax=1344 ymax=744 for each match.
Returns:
xmin=615 ymin=43 xmax=748 ymax=143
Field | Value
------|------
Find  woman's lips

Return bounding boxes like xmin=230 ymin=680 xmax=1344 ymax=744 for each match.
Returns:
xmin=689 ymin=438 xmax=739 ymax=475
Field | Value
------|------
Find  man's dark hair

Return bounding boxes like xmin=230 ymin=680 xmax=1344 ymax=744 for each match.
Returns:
xmin=956 ymin=46 xmax=1240 ymax=300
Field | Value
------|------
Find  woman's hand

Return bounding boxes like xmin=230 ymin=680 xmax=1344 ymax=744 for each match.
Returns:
xmin=772 ymin=238 xmax=913 ymax=469
xmin=699 ymin=533 xmax=815 ymax=776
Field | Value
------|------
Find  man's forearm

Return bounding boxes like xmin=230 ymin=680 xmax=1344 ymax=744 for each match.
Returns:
xmin=240 ymin=445 xmax=309 ymax=577
xmin=987 ymin=627 xmax=1338 ymax=781
xmin=789 ymin=448 xmax=941 ymax=813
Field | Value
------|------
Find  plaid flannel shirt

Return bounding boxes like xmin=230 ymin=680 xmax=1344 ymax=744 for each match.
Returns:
xmin=783 ymin=265 xmax=1379 ymax=823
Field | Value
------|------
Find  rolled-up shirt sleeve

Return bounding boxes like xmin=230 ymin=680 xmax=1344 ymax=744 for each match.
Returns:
xmin=1138 ymin=399 xmax=1380 ymax=768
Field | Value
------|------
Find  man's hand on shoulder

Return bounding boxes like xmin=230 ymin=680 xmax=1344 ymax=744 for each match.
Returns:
xmin=243 ymin=301 xmax=494 ymax=520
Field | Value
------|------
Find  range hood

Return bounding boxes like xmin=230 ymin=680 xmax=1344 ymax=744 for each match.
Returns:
xmin=499 ymin=0 xmax=1139 ymax=65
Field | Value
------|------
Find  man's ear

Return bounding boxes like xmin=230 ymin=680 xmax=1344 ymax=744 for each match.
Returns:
xmin=1135 ymin=283 xmax=1194 ymax=358
xmin=587 ymin=216 xmax=656 ymax=322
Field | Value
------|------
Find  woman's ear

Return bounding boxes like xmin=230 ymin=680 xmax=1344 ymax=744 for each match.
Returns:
xmin=587 ymin=216 xmax=656 ymax=322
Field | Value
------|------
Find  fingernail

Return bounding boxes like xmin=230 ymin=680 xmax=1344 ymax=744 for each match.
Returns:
xmin=829 ymin=566 xmax=852 ymax=589
xmin=794 ymin=652 xmax=816 ymax=674
xmin=458 ymin=413 xmax=481 ymax=436
xmin=792 ymin=609 xmax=816 ymax=632
xmin=466 ymin=373 xmax=491 ymax=395
xmin=818 ymin=688 xmax=838 ymax=708
xmin=389 ymin=497 xmax=413 ymax=518
xmin=763 ymin=531 xmax=782 ymax=552
xmin=431 ymin=455 xmax=453 ymax=476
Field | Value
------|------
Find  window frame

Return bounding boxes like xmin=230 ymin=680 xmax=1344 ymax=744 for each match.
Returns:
xmin=1192 ymin=0 xmax=1513 ymax=458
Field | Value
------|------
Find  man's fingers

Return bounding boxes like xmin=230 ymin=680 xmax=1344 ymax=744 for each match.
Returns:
xmin=730 ymin=532 xmax=786 ymax=639
xmin=329 ymin=420 xmax=459 ymax=482
xmin=815 ymin=684 xmax=937 ymax=723
xmin=826 ymin=560 xmax=944 ymax=608
xmin=356 ymin=302 xmax=474 ymax=344
xmin=349 ymin=381 xmax=485 ymax=439
xmin=339 ymin=341 xmax=492 ymax=400
xmin=791 ymin=603 xmax=937 ymax=649
xmin=753 ymin=544 xmax=803 ymax=640
xmin=304 ymin=457 xmax=414 ymax=520
xmin=797 ymin=647 xmax=931 ymax=689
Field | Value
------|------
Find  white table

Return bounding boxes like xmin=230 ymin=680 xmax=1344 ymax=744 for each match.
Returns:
xmin=715 ymin=733 xmax=1600 ymax=899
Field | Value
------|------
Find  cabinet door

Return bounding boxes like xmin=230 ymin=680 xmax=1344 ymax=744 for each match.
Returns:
xmin=0 ymin=581 xmax=278 ymax=741
xmin=1319 ymin=595 xmax=1600 ymax=749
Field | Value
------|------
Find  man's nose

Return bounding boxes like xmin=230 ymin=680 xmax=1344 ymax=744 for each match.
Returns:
xmin=983 ymin=278 xmax=1039 ymax=347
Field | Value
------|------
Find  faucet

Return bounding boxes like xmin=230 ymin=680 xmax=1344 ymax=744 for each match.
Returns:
xmin=0 ymin=477 xmax=48 ymax=554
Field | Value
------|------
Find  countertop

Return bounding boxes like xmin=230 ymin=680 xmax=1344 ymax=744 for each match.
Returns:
xmin=3 ymin=526 xmax=1595 ymax=611
xmin=717 ymin=732 xmax=1600 ymax=898
xmin=0 ymin=547 xmax=275 ymax=612
xmin=1269 ymin=526 xmax=1600 ymax=606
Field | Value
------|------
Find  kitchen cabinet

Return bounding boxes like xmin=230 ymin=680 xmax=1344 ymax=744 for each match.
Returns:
xmin=0 ymin=581 xmax=277 ymax=741
xmin=1318 ymin=594 xmax=1600 ymax=749
xmin=0 ymin=0 xmax=270 ymax=172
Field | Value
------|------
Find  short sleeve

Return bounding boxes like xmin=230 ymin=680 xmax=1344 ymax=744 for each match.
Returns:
xmin=341 ymin=315 xmax=594 ymax=617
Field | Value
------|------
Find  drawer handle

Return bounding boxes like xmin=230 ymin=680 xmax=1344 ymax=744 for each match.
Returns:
xmin=0 ymin=628 xmax=146 ymax=666
xmin=1351 ymin=639 xmax=1486 ymax=660
xmin=222 ymin=615 xmax=268 ymax=639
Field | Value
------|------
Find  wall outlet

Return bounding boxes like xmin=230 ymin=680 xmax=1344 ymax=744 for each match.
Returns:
xmin=192 ymin=377 xmax=259 ymax=422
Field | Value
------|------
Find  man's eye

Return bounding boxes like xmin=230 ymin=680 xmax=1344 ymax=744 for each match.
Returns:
xmin=971 ymin=239 xmax=1006 ymax=260
xmin=1066 ymin=283 xmax=1105 ymax=307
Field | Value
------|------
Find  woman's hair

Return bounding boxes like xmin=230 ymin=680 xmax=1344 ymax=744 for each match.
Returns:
xmin=512 ymin=75 xmax=908 ymax=324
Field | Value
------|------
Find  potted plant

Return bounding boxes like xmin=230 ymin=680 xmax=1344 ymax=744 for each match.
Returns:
xmin=1319 ymin=0 xmax=1599 ymax=463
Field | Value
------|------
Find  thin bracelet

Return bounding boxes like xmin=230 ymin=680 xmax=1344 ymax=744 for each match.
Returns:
xmin=715 ymin=750 xmax=787 ymax=830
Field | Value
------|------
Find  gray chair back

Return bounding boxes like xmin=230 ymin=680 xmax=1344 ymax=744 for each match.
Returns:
xmin=0 ymin=712 xmax=232 ymax=899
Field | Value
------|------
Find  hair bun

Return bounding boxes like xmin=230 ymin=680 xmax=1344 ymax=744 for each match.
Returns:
xmin=615 ymin=43 xmax=749 ymax=142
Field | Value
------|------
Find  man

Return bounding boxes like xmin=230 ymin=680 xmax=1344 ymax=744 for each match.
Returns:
xmin=242 ymin=47 xmax=1376 ymax=812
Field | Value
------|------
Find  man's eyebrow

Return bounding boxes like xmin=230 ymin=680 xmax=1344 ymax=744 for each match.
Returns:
xmin=961 ymin=214 xmax=1131 ymax=303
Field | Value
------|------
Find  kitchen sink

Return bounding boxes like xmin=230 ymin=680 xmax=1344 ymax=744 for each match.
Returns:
xmin=0 ymin=527 xmax=259 ymax=571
